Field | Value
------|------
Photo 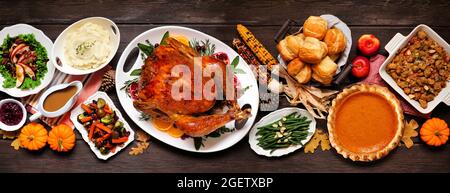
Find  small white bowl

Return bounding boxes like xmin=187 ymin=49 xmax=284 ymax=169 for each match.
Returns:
xmin=0 ymin=99 xmax=27 ymax=131
xmin=249 ymin=107 xmax=316 ymax=157
xmin=29 ymin=81 xmax=83 ymax=121
xmin=51 ymin=17 xmax=120 ymax=75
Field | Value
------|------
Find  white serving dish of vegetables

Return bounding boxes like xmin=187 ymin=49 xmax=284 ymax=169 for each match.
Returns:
xmin=249 ymin=107 xmax=316 ymax=157
xmin=70 ymin=91 xmax=134 ymax=160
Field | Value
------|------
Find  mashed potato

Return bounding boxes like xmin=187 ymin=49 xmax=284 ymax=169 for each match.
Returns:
xmin=64 ymin=22 xmax=111 ymax=69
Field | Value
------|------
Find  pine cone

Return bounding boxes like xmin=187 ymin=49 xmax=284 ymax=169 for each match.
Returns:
xmin=99 ymin=69 xmax=116 ymax=92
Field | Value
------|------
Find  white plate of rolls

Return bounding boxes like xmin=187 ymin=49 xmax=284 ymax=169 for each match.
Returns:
xmin=276 ymin=14 xmax=352 ymax=85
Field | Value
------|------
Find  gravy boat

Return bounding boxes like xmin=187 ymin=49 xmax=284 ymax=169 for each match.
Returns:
xmin=29 ymin=81 xmax=83 ymax=121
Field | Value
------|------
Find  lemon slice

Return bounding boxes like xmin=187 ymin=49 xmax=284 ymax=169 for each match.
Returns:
xmin=170 ymin=34 xmax=190 ymax=46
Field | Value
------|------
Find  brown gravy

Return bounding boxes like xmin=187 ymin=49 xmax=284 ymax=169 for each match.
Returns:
xmin=43 ymin=86 xmax=78 ymax=112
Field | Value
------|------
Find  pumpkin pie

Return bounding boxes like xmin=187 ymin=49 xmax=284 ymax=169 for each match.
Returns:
xmin=327 ymin=84 xmax=404 ymax=161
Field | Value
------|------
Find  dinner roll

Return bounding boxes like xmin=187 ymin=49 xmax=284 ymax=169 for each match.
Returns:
xmin=324 ymin=28 xmax=346 ymax=55
xmin=276 ymin=38 xmax=296 ymax=62
xmin=303 ymin=16 xmax=328 ymax=40
xmin=286 ymin=34 xmax=304 ymax=56
xmin=328 ymin=54 xmax=339 ymax=61
xmin=294 ymin=63 xmax=312 ymax=84
xmin=287 ymin=58 xmax=311 ymax=84
xmin=312 ymin=56 xmax=338 ymax=78
xmin=277 ymin=34 xmax=305 ymax=62
xmin=298 ymin=37 xmax=328 ymax=64
xmin=312 ymin=72 xmax=333 ymax=85
xmin=287 ymin=58 xmax=305 ymax=76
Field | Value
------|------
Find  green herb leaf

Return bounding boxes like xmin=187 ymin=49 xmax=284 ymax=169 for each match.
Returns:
xmin=160 ymin=31 xmax=170 ymax=45
xmin=130 ymin=69 xmax=142 ymax=76
xmin=230 ymin=56 xmax=239 ymax=68
xmin=243 ymin=85 xmax=251 ymax=92
xmin=233 ymin=68 xmax=246 ymax=74
xmin=194 ymin=137 xmax=204 ymax=150
xmin=139 ymin=113 xmax=150 ymax=121
xmin=229 ymin=56 xmax=245 ymax=74
xmin=137 ymin=43 xmax=154 ymax=56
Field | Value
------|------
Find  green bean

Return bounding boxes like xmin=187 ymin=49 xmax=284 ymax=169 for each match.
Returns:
xmin=255 ymin=112 xmax=312 ymax=153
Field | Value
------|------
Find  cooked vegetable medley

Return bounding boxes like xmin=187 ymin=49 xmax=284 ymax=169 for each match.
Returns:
xmin=78 ymin=98 xmax=130 ymax=155
xmin=387 ymin=30 xmax=450 ymax=108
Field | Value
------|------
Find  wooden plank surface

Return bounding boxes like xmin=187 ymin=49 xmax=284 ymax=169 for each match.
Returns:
xmin=0 ymin=0 xmax=449 ymax=173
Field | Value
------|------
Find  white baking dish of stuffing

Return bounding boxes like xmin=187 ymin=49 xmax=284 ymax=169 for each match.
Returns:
xmin=379 ymin=24 xmax=450 ymax=114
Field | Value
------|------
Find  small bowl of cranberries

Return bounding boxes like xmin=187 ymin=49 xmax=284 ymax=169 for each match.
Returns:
xmin=0 ymin=99 xmax=27 ymax=131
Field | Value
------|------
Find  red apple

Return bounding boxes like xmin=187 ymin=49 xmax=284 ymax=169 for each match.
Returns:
xmin=351 ymin=56 xmax=370 ymax=78
xmin=358 ymin=34 xmax=380 ymax=56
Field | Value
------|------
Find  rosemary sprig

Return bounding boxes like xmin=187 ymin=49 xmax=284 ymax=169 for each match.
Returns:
xmin=189 ymin=38 xmax=216 ymax=56
xmin=120 ymin=78 xmax=138 ymax=97
xmin=193 ymin=126 xmax=235 ymax=150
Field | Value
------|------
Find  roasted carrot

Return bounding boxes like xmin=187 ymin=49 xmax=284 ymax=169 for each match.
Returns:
xmin=96 ymin=123 xmax=112 ymax=133
xmin=88 ymin=122 xmax=96 ymax=140
xmin=112 ymin=136 xmax=129 ymax=144
xmin=104 ymin=104 xmax=113 ymax=114
xmin=110 ymin=146 xmax=117 ymax=153
xmin=96 ymin=133 xmax=111 ymax=143
xmin=89 ymin=103 xmax=97 ymax=109
xmin=81 ymin=116 xmax=93 ymax=123
xmin=81 ymin=104 xmax=92 ymax=114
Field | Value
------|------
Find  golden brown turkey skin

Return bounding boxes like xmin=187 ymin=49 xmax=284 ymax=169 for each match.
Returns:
xmin=133 ymin=37 xmax=250 ymax=137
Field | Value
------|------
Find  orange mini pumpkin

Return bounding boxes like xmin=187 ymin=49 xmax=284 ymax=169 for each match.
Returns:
xmin=420 ymin=118 xmax=449 ymax=147
xmin=48 ymin=124 xmax=76 ymax=152
xmin=19 ymin=123 xmax=48 ymax=151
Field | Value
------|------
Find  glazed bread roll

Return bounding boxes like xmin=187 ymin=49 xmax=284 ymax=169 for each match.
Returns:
xmin=312 ymin=56 xmax=338 ymax=77
xmin=312 ymin=72 xmax=333 ymax=85
xmin=276 ymin=34 xmax=305 ymax=62
xmin=286 ymin=34 xmax=304 ymax=55
xmin=328 ymin=54 xmax=339 ymax=61
xmin=287 ymin=58 xmax=305 ymax=76
xmin=287 ymin=58 xmax=311 ymax=84
xmin=303 ymin=16 xmax=328 ymax=40
xmin=295 ymin=63 xmax=312 ymax=84
xmin=277 ymin=38 xmax=296 ymax=62
xmin=311 ymin=56 xmax=337 ymax=85
xmin=298 ymin=37 xmax=328 ymax=64
xmin=324 ymin=28 xmax=346 ymax=55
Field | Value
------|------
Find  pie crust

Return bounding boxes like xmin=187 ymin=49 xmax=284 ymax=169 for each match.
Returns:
xmin=327 ymin=84 xmax=404 ymax=162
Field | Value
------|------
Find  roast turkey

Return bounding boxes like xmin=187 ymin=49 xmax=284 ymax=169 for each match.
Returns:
xmin=133 ymin=37 xmax=251 ymax=137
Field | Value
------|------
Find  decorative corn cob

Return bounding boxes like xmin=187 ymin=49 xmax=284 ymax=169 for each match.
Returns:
xmin=232 ymin=38 xmax=268 ymax=85
xmin=236 ymin=24 xmax=278 ymax=69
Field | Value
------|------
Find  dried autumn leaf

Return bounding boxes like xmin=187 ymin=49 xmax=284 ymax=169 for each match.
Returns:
xmin=320 ymin=133 xmax=331 ymax=151
xmin=304 ymin=130 xmax=322 ymax=153
xmin=136 ymin=130 xmax=150 ymax=142
xmin=402 ymin=119 xmax=419 ymax=149
xmin=129 ymin=142 xmax=150 ymax=155
xmin=304 ymin=129 xmax=330 ymax=153
xmin=0 ymin=130 xmax=19 ymax=139
xmin=11 ymin=138 xmax=21 ymax=150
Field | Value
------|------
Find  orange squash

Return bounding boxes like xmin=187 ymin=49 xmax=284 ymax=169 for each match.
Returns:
xmin=48 ymin=124 xmax=76 ymax=152
xmin=420 ymin=118 xmax=449 ymax=147
xmin=19 ymin=123 xmax=48 ymax=151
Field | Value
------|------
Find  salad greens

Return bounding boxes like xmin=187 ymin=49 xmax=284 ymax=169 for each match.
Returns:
xmin=0 ymin=34 xmax=48 ymax=89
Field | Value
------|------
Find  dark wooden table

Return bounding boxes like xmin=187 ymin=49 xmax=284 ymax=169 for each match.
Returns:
xmin=0 ymin=0 xmax=449 ymax=173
